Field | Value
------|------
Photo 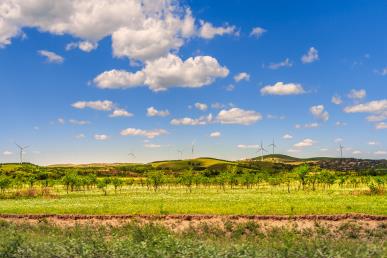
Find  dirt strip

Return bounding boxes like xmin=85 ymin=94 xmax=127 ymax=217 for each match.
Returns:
xmin=0 ymin=213 xmax=385 ymax=221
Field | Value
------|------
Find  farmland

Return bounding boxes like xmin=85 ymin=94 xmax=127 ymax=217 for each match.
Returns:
xmin=0 ymin=156 xmax=386 ymax=257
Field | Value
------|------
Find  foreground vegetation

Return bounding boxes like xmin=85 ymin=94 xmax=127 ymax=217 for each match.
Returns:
xmin=0 ymin=219 xmax=385 ymax=257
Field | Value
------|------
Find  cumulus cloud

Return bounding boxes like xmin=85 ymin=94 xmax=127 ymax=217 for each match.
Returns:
xmin=72 ymin=100 xmax=114 ymax=111
xmin=198 ymin=21 xmax=238 ymax=39
xmin=147 ymin=107 xmax=169 ymax=117
xmin=120 ymin=128 xmax=167 ymax=139
xmin=348 ymin=89 xmax=366 ymax=100
xmin=283 ymin=134 xmax=293 ymax=140
xmin=94 ymin=134 xmax=109 ymax=141
xmin=268 ymin=58 xmax=292 ymax=70
xmin=69 ymin=119 xmax=90 ymax=125
xmin=260 ymin=82 xmax=305 ymax=95
xmin=75 ymin=133 xmax=86 ymax=139
xmin=194 ymin=102 xmax=208 ymax=111
xmin=37 ymin=50 xmax=64 ymax=63
xmin=335 ymin=121 xmax=347 ymax=127
xmin=109 ymin=108 xmax=133 ymax=117
xmin=310 ymin=105 xmax=329 ymax=121
xmin=210 ymin=131 xmax=221 ymax=138
xmin=57 ymin=118 xmax=65 ymax=124
xmin=375 ymin=67 xmax=387 ymax=76
xmin=366 ymin=111 xmax=387 ymax=122
xmin=144 ymin=143 xmax=161 ymax=148
xmin=331 ymin=95 xmax=342 ymax=105
xmin=376 ymin=122 xmax=387 ymax=129
xmin=216 ymin=108 xmax=262 ymax=125
xmin=294 ymin=138 xmax=315 ymax=148
xmin=344 ymin=100 xmax=387 ymax=113
xmin=233 ymin=72 xmax=250 ymax=82
xmin=0 ymin=1 xmax=235 ymax=62
xmin=66 ymin=41 xmax=98 ymax=52
xmin=352 ymin=150 xmax=361 ymax=155
xmin=374 ymin=150 xmax=387 ymax=155
xmin=171 ymin=114 xmax=213 ymax=126
xmin=368 ymin=141 xmax=378 ymax=145
xmin=301 ymin=47 xmax=319 ymax=64
xmin=334 ymin=138 xmax=343 ymax=143
xmin=3 ymin=150 xmax=12 ymax=156
xmin=249 ymin=27 xmax=266 ymax=38
xmin=237 ymin=144 xmax=259 ymax=149
xmin=93 ymin=54 xmax=229 ymax=91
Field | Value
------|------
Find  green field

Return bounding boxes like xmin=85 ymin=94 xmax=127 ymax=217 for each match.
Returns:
xmin=0 ymin=186 xmax=385 ymax=215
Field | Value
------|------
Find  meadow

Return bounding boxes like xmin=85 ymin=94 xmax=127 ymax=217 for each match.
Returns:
xmin=0 ymin=185 xmax=386 ymax=215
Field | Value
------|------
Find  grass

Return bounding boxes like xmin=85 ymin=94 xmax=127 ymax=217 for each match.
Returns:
xmin=0 ymin=219 xmax=385 ymax=257
xmin=0 ymin=186 xmax=385 ymax=215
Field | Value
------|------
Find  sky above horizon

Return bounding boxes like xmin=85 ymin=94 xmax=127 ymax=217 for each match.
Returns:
xmin=0 ymin=0 xmax=386 ymax=165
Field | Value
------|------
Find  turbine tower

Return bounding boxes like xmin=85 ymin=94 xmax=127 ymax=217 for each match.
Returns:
xmin=257 ymin=141 xmax=268 ymax=161
xmin=15 ymin=143 xmax=29 ymax=164
xmin=177 ymin=150 xmax=183 ymax=160
xmin=191 ymin=140 xmax=195 ymax=158
xmin=268 ymin=138 xmax=277 ymax=155
xmin=339 ymin=144 xmax=344 ymax=159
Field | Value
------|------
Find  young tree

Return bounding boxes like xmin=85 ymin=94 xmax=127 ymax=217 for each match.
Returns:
xmin=0 ymin=176 xmax=12 ymax=194
xmin=147 ymin=171 xmax=164 ymax=192
xmin=111 ymin=177 xmax=124 ymax=193
xmin=293 ymin=164 xmax=310 ymax=190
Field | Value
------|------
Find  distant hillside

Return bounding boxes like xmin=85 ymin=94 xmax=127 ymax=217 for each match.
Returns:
xmin=252 ymin=154 xmax=338 ymax=163
xmin=150 ymin=157 xmax=233 ymax=170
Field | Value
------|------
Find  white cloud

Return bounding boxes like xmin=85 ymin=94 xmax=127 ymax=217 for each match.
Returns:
xmin=237 ymin=144 xmax=259 ymax=149
xmin=335 ymin=121 xmax=347 ymax=127
xmin=194 ymin=102 xmax=208 ymax=111
xmin=375 ymin=67 xmax=387 ymax=76
xmin=267 ymin=114 xmax=285 ymax=120
xmin=260 ymin=82 xmax=305 ymax=95
xmin=0 ymin=1 xmax=236 ymax=62
xmin=249 ymin=27 xmax=266 ymax=38
xmin=301 ymin=47 xmax=319 ymax=64
xmin=211 ymin=102 xmax=226 ymax=109
xmin=198 ymin=21 xmax=238 ymax=39
xmin=147 ymin=107 xmax=170 ymax=117
xmin=120 ymin=128 xmax=167 ymax=139
xmin=366 ymin=111 xmax=387 ymax=122
xmin=348 ymin=89 xmax=366 ymax=100
xmin=296 ymin=123 xmax=320 ymax=129
xmin=69 ymin=119 xmax=90 ymax=125
xmin=268 ymin=58 xmax=292 ymax=70
xmin=75 ymin=133 xmax=86 ymax=139
xmin=294 ymin=138 xmax=314 ymax=148
xmin=66 ymin=41 xmax=98 ymax=52
xmin=310 ymin=105 xmax=329 ymax=121
xmin=210 ymin=131 xmax=221 ymax=138
xmin=109 ymin=108 xmax=133 ymax=117
xmin=94 ymin=134 xmax=109 ymax=141
xmin=217 ymin=108 xmax=262 ymax=125
xmin=233 ymin=72 xmax=250 ymax=82
xmin=72 ymin=100 xmax=114 ymax=111
xmin=344 ymin=100 xmax=387 ymax=113
xmin=171 ymin=114 xmax=212 ymax=126
xmin=352 ymin=150 xmax=361 ymax=155
xmin=287 ymin=149 xmax=300 ymax=153
xmin=3 ymin=151 xmax=12 ymax=156
xmin=376 ymin=122 xmax=387 ymax=129
xmin=368 ymin=141 xmax=378 ymax=145
xmin=57 ymin=118 xmax=65 ymax=124
xmin=334 ymin=138 xmax=343 ymax=143
xmin=331 ymin=95 xmax=342 ymax=105
xmin=320 ymin=148 xmax=328 ymax=152
xmin=283 ymin=134 xmax=293 ymax=140
xmin=144 ymin=143 xmax=161 ymax=148
xmin=94 ymin=54 xmax=229 ymax=91
xmin=37 ymin=50 xmax=64 ymax=63
xmin=226 ymin=84 xmax=235 ymax=91
xmin=374 ymin=150 xmax=387 ymax=155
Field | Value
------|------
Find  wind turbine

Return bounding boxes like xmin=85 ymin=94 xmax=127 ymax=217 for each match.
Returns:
xmin=128 ymin=152 xmax=136 ymax=162
xmin=257 ymin=141 xmax=268 ymax=162
xmin=191 ymin=140 xmax=196 ymax=158
xmin=177 ymin=150 xmax=183 ymax=160
xmin=268 ymin=138 xmax=277 ymax=155
xmin=15 ymin=143 xmax=29 ymax=164
xmin=339 ymin=144 xmax=344 ymax=159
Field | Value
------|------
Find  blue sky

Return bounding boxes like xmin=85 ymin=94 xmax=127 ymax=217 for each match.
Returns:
xmin=0 ymin=0 xmax=386 ymax=164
